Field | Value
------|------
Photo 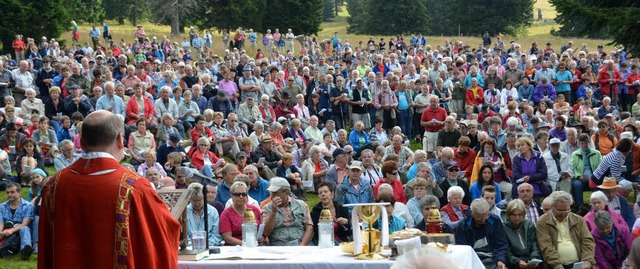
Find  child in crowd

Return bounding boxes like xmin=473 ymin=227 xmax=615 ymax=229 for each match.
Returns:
xmin=31 ymin=116 xmax=59 ymax=166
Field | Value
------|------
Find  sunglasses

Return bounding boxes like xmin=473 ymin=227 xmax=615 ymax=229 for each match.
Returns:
xmin=232 ymin=192 xmax=248 ymax=197
xmin=448 ymin=169 xmax=460 ymax=172
xmin=389 ymin=171 xmax=398 ymax=175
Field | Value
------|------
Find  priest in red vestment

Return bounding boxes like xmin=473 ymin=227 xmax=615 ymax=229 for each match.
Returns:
xmin=38 ymin=110 xmax=180 ymax=269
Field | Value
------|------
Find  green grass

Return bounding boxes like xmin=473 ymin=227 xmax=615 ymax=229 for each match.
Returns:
xmin=61 ymin=0 xmax=616 ymax=63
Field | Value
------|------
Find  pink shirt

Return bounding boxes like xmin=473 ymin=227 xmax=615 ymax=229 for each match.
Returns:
xmin=219 ymin=205 xmax=261 ymax=245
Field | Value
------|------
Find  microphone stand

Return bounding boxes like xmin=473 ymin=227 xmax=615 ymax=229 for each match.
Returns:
xmin=191 ymin=171 xmax=218 ymax=250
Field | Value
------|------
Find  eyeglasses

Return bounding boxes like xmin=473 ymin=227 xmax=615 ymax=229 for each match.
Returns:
xmin=288 ymin=80 xmax=293 ymax=82
xmin=448 ymin=169 xmax=460 ymax=172
xmin=232 ymin=192 xmax=248 ymax=197
xmin=230 ymin=120 xmax=237 ymax=122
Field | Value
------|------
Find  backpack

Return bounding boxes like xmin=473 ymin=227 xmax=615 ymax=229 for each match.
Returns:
xmin=0 ymin=223 xmax=20 ymax=257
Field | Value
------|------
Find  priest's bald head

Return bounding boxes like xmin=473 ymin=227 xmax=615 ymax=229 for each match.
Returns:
xmin=81 ymin=110 xmax=126 ymax=161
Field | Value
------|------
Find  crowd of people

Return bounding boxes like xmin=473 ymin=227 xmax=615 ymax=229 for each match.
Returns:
xmin=2 ymin=23 xmax=640 ymax=268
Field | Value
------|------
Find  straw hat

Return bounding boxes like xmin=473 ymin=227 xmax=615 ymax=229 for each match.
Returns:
xmin=598 ymin=177 xmax=620 ymax=190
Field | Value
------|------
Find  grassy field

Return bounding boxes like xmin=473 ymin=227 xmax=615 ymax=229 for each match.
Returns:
xmin=63 ymin=0 xmax=615 ymax=60
xmin=0 ymin=1 xmax=615 ymax=267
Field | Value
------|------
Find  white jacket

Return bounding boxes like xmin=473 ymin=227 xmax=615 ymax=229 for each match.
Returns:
xmin=542 ymin=151 xmax=573 ymax=190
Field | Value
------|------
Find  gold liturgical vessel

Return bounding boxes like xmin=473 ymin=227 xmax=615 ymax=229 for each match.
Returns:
xmin=355 ymin=204 xmax=387 ymax=260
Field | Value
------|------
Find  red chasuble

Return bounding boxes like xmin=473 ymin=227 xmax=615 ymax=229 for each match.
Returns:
xmin=38 ymin=155 xmax=181 ymax=269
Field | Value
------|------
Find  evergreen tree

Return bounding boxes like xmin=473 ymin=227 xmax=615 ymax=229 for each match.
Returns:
xmin=262 ymin=0 xmax=323 ymax=35
xmin=347 ymin=0 xmax=428 ymax=35
xmin=196 ymin=0 xmax=266 ymax=32
xmin=323 ymin=0 xmax=336 ymax=21
xmin=551 ymin=0 xmax=639 ymax=53
xmin=73 ymin=0 xmax=105 ymax=24
xmin=0 ymin=0 xmax=70 ymax=54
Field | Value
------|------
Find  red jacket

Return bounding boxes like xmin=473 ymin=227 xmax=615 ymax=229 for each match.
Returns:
xmin=465 ymin=86 xmax=484 ymax=106
xmin=598 ymin=68 xmax=622 ymax=95
xmin=454 ymin=147 xmax=476 ymax=179
xmin=440 ymin=203 xmax=469 ymax=222
xmin=373 ymin=179 xmax=407 ymax=204
xmin=125 ymin=96 xmax=155 ymax=124
xmin=191 ymin=150 xmax=220 ymax=171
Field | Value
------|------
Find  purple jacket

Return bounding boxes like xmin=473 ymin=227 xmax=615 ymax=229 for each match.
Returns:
xmin=533 ymin=83 xmax=556 ymax=104
xmin=592 ymin=220 xmax=632 ymax=269
xmin=512 ymin=151 xmax=547 ymax=196
xmin=584 ymin=207 xmax=629 ymax=234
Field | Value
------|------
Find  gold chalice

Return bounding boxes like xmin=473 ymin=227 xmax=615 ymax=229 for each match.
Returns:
xmin=355 ymin=204 xmax=387 ymax=260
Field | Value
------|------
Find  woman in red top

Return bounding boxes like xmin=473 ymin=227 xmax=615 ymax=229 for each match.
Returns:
xmin=373 ymin=161 xmax=407 ymax=204
xmin=191 ymin=137 xmax=225 ymax=178
xmin=189 ymin=115 xmax=215 ymax=157
xmin=125 ymin=83 xmax=156 ymax=126
xmin=465 ymin=78 xmax=484 ymax=110
xmin=219 ymin=181 xmax=261 ymax=246
xmin=440 ymin=186 xmax=469 ymax=227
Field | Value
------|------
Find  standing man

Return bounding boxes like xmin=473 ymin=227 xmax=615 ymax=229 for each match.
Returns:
xmin=134 ymin=25 xmax=147 ymax=44
xmin=0 ymin=182 xmax=34 ymax=260
xmin=348 ymin=78 xmax=371 ymax=129
xmin=330 ymin=76 xmax=349 ymax=130
xmin=39 ymin=111 xmax=180 ymax=268
xmin=88 ymin=26 xmax=101 ymax=49
xmin=421 ymin=95 xmax=447 ymax=158
xmin=285 ymin=29 xmax=296 ymax=54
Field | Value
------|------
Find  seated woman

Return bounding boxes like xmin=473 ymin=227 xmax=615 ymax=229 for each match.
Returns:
xmin=288 ymin=119 xmax=307 ymax=148
xmin=0 ymin=122 xmax=28 ymax=167
xmin=16 ymin=139 xmax=45 ymax=186
xmin=189 ymin=115 xmax=216 ymax=157
xmin=276 ymin=153 xmax=305 ymax=200
xmin=293 ymin=94 xmax=310 ymax=128
xmin=470 ymin=164 xmax=503 ymax=203
xmin=219 ymin=181 xmax=262 ymax=246
xmin=127 ymin=118 xmax=156 ymax=166
xmin=191 ymin=137 xmax=225 ymax=178
xmin=406 ymin=177 xmax=431 ymax=225
xmin=186 ymin=182 xmax=222 ymax=247
xmin=375 ymin=192 xmax=407 ymax=234
xmin=503 ymin=199 xmax=542 ymax=269
xmin=137 ymin=149 xmax=166 ymax=177
xmin=310 ymin=182 xmax=351 ymax=246
xmin=156 ymin=113 xmax=180 ymax=145
xmin=378 ymin=183 xmax=414 ymax=228
xmin=584 ymin=191 xmax=629 ymax=233
xmin=440 ymin=186 xmax=469 ymax=229
xmin=211 ymin=112 xmax=240 ymax=159
xmin=592 ymin=210 xmax=632 ymax=269
xmin=178 ymin=90 xmax=199 ymax=132
xmin=470 ymin=139 xmax=510 ymax=199
xmin=21 ymin=88 xmax=45 ymax=124
xmin=415 ymin=195 xmax=453 ymax=233
xmin=301 ymin=145 xmax=329 ymax=192
xmin=248 ymin=121 xmax=265 ymax=151
xmin=269 ymin=122 xmax=290 ymax=156
xmin=348 ymin=120 xmax=369 ymax=153
xmin=44 ymin=86 xmax=64 ymax=131
xmin=31 ymin=116 xmax=59 ymax=166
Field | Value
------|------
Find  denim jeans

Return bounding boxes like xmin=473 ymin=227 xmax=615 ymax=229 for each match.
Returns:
xmin=19 ymin=225 xmax=31 ymax=250
xmin=201 ymin=164 xmax=214 ymax=178
xmin=397 ymin=109 xmax=413 ymax=139
xmin=49 ymin=119 xmax=62 ymax=132
xmin=32 ymin=216 xmax=38 ymax=245
xmin=572 ymin=179 xmax=588 ymax=207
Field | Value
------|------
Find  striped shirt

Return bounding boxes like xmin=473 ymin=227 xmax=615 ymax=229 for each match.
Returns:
xmin=592 ymin=149 xmax=626 ymax=183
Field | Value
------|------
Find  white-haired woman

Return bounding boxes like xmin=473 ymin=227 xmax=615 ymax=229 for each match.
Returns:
xmin=186 ymin=182 xmax=222 ymax=247
xmin=301 ymin=145 xmax=329 ymax=192
xmin=219 ymin=181 xmax=262 ymax=246
xmin=440 ymin=186 xmax=468 ymax=229
xmin=584 ymin=191 xmax=629 ymax=233
xmin=178 ymin=90 xmax=200 ymax=131
xmin=21 ymin=88 xmax=45 ymax=121
xmin=249 ymin=121 xmax=265 ymax=151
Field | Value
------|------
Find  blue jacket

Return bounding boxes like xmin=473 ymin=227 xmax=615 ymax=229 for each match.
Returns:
xmin=348 ymin=130 xmax=369 ymax=152
xmin=249 ymin=178 xmax=270 ymax=204
xmin=615 ymin=195 xmax=635 ymax=230
xmin=470 ymin=182 xmax=502 ymax=203
xmin=455 ymin=213 xmax=508 ymax=265
xmin=334 ymin=177 xmax=374 ymax=211
xmin=186 ymin=204 xmax=222 ymax=247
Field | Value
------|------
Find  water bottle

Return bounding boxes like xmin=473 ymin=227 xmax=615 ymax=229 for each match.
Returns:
xmin=242 ymin=210 xmax=258 ymax=248
xmin=318 ymin=208 xmax=334 ymax=249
